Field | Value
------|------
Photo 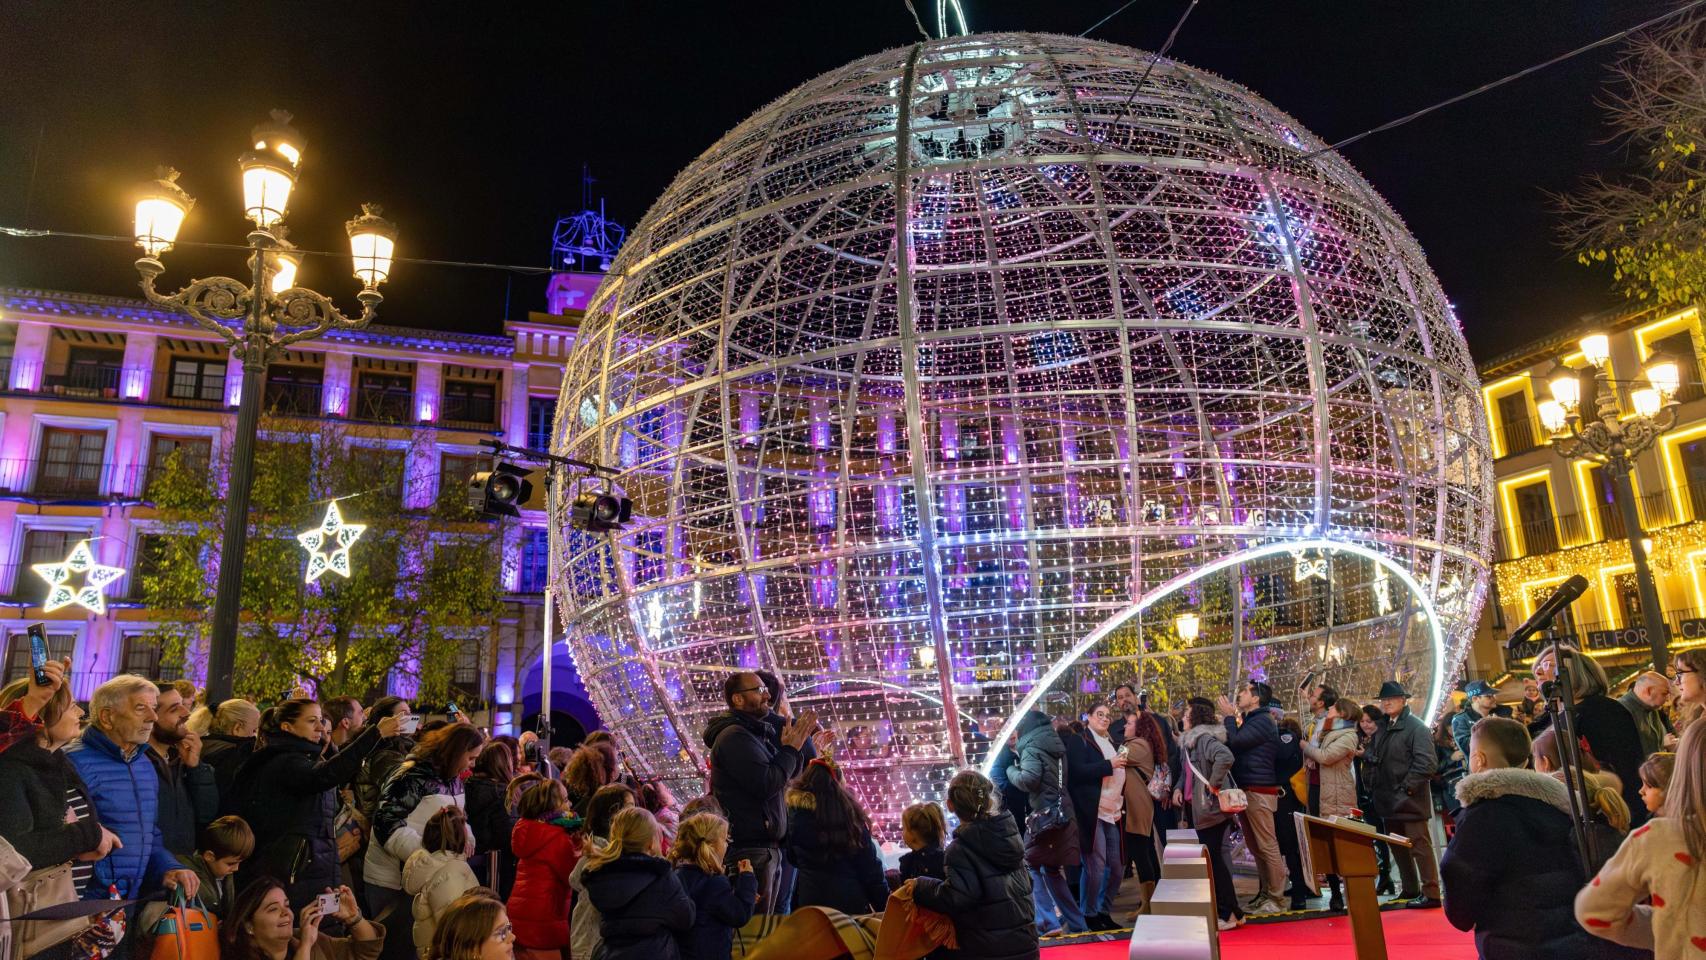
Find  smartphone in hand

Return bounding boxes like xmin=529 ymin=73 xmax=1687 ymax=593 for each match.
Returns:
xmin=27 ymin=623 xmax=49 ymax=687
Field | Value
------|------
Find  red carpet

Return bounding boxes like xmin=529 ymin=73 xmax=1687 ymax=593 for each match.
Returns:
xmin=1040 ymin=910 xmax=1474 ymax=959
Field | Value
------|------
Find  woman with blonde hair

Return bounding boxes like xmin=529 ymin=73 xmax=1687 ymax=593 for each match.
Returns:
xmin=1532 ymin=728 xmax=1629 ymax=874
xmin=670 ymin=813 xmax=756 ymax=960
xmin=580 ymin=807 xmax=695 ymax=960
xmin=1577 ymin=719 xmax=1706 ymax=957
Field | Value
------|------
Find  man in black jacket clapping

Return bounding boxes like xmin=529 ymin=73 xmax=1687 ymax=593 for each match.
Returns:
xmin=1216 ymin=681 xmax=1287 ymax=914
xmin=704 ymin=672 xmax=818 ymax=916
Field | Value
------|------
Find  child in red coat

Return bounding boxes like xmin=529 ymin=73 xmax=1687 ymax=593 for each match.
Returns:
xmin=507 ymin=778 xmax=582 ymax=954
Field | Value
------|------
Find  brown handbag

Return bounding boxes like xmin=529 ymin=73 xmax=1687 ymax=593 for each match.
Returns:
xmin=6 ymin=862 xmax=91 ymax=959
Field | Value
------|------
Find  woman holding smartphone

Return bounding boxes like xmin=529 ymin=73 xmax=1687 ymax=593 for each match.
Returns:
xmin=234 ymin=700 xmax=400 ymax=910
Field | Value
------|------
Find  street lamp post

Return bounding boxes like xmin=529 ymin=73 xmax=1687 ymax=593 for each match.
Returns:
xmin=131 ymin=110 xmax=398 ymax=702
xmin=1537 ymin=333 xmax=1681 ymax=670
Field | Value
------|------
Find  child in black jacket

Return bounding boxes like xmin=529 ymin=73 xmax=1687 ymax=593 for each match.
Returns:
xmin=1440 ymin=716 xmax=1645 ymax=960
xmin=898 ymin=802 xmax=947 ymax=882
xmin=582 ymin=806 xmax=696 ymax=960
xmin=910 ymin=771 xmax=1038 ymax=960
xmin=670 ymin=813 xmax=757 ymax=960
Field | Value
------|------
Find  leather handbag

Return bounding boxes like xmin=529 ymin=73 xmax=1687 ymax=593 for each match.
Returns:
xmin=1023 ymin=757 xmax=1071 ymax=837
xmin=5 ymin=862 xmax=88 ymax=959
xmin=1182 ymin=744 xmax=1247 ymax=815
xmin=1022 ymin=755 xmax=1081 ymax=868
xmin=147 ymin=890 xmax=218 ymax=960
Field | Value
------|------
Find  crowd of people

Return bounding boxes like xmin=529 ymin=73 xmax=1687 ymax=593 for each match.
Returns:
xmin=0 ymin=646 xmax=1699 ymax=960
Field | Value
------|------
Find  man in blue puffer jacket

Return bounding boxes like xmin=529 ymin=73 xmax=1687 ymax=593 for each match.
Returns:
xmin=65 ymin=675 xmax=201 ymax=905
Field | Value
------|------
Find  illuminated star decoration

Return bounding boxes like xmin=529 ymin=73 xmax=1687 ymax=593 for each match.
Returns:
xmin=298 ymin=501 xmax=366 ymax=583
xmin=1291 ymin=547 xmax=1328 ymax=582
xmin=33 ymin=539 xmax=126 ymax=615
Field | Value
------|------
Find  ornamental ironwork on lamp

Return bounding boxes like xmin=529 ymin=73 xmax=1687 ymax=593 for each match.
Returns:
xmin=1543 ymin=337 xmax=1681 ymax=468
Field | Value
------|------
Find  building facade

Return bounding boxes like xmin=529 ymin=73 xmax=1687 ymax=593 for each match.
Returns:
xmin=1477 ymin=304 xmax=1706 ymax=680
xmin=0 ymin=273 xmax=600 ymax=736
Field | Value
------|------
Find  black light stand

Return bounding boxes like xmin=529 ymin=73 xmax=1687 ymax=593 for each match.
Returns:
xmin=1538 ymin=635 xmax=1599 ymax=874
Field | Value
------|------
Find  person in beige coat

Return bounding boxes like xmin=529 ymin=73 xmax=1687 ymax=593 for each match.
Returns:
xmin=1301 ymin=698 xmax=1361 ymax=911
xmin=1118 ymin=711 xmax=1169 ymax=915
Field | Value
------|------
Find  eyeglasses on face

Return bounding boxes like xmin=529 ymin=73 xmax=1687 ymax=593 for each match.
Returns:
xmin=732 ymin=685 xmax=765 ymax=696
xmin=489 ymin=923 xmax=513 ymax=943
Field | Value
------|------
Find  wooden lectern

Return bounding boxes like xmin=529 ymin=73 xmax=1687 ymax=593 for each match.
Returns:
xmin=1297 ymin=814 xmax=1413 ymax=960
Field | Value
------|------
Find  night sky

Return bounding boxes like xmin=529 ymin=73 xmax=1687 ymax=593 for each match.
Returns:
xmin=0 ymin=1 xmax=1671 ymax=364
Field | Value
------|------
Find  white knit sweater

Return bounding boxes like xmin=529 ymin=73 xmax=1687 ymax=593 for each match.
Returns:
xmin=1574 ymin=816 xmax=1704 ymax=957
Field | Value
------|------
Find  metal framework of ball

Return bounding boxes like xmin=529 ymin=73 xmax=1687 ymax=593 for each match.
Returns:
xmin=550 ymin=33 xmax=1494 ymax=828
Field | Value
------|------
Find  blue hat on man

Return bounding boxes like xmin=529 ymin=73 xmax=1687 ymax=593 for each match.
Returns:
xmin=1464 ymin=680 xmax=1495 ymax=699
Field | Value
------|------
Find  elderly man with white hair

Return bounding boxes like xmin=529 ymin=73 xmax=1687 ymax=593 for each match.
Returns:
xmin=1618 ymin=670 xmax=1677 ymax=757
xmin=65 ymin=675 xmax=200 ymax=909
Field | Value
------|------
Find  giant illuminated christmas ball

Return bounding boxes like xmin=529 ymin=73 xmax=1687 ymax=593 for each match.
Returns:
xmin=550 ymin=33 xmax=1494 ymax=827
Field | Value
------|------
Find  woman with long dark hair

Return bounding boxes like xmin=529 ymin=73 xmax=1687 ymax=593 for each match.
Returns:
xmin=1353 ymin=703 xmax=1396 ymax=895
xmin=233 ymin=699 xmax=396 ymax=909
xmin=464 ymin=741 xmax=516 ymax=896
xmin=1118 ymin=710 xmax=1167 ymax=911
xmin=783 ymin=757 xmax=888 ymax=914
xmin=365 ymin=723 xmax=485 ymax=960
xmin=221 ymin=876 xmax=383 ymax=960
xmin=0 ymin=667 xmax=121 ymax=960
xmin=1176 ymin=698 xmax=1242 ymax=931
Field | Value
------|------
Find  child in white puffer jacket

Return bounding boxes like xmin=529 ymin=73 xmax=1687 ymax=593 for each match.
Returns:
xmin=403 ymin=805 xmax=481 ymax=957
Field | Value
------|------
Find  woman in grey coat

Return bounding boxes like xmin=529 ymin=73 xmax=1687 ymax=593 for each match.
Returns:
xmin=1176 ymin=699 xmax=1243 ymax=930
xmin=1002 ymin=710 xmax=1087 ymax=935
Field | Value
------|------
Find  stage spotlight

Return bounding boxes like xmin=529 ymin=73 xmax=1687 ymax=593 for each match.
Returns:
xmin=468 ymin=461 xmax=535 ymax=518
xmin=571 ymin=486 xmax=632 ymax=532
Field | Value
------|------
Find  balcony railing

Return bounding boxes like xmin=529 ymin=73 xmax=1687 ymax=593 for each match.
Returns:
xmin=0 ymin=364 xmax=126 ymax=399
xmin=352 ymin=390 xmax=412 ymax=423
xmin=264 ymin=381 xmax=324 ymax=417
xmin=43 ymin=365 xmax=122 ymax=398
xmin=1496 ymin=479 xmax=1706 ymax=561
xmin=440 ymin=395 xmax=498 ymax=430
xmin=1499 ymin=417 xmax=1538 ymax=457
xmin=0 ymin=458 xmax=152 ymax=500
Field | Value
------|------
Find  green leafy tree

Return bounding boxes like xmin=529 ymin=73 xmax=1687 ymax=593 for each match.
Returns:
xmin=143 ymin=413 xmax=507 ymax=703
xmin=1558 ymin=13 xmax=1706 ymax=304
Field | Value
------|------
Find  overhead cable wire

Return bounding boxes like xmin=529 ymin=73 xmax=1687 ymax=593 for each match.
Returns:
xmin=0 ymin=225 xmax=560 ymax=275
xmin=1081 ymin=0 xmax=1146 ymax=38
xmin=1110 ymin=0 xmax=1199 ymax=126
xmin=1303 ymin=0 xmax=1706 ymax=158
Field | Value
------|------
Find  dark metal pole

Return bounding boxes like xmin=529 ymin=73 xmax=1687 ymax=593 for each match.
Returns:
xmin=1611 ymin=464 xmax=1669 ymax=669
xmin=205 ymin=239 xmax=273 ymax=703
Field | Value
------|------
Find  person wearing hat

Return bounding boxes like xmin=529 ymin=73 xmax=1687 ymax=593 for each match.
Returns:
xmin=1363 ymin=679 xmax=1441 ymax=908
xmin=1450 ymin=681 xmax=1499 ymax=760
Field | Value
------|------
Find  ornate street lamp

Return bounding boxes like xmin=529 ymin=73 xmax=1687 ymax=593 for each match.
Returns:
xmin=1541 ymin=334 xmax=1681 ymax=669
xmin=132 ymin=109 xmax=398 ymax=702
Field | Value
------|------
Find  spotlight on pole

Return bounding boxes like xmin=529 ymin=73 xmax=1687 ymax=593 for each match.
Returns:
xmin=468 ymin=461 xmax=536 ymax=518
xmin=570 ymin=481 xmax=632 ymax=532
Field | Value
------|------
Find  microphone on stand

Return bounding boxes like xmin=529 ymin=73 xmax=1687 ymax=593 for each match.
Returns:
xmin=1506 ymin=575 xmax=1590 ymax=650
